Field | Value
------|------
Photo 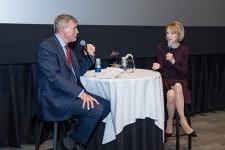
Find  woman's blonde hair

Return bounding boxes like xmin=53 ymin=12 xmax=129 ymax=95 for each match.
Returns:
xmin=166 ymin=21 xmax=185 ymax=42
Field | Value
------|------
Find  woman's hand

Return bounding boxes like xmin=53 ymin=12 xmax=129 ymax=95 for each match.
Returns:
xmin=152 ymin=62 xmax=161 ymax=70
xmin=166 ymin=53 xmax=175 ymax=64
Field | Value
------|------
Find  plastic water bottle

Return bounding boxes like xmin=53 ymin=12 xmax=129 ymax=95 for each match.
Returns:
xmin=121 ymin=57 xmax=127 ymax=71
xmin=95 ymin=58 xmax=101 ymax=72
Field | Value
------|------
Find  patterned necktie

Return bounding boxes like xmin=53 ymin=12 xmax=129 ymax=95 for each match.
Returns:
xmin=65 ymin=45 xmax=73 ymax=66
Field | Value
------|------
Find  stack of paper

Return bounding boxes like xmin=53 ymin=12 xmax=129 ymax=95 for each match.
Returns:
xmin=92 ymin=67 xmax=124 ymax=79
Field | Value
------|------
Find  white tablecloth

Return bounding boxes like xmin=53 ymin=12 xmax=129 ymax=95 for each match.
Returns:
xmin=80 ymin=69 xmax=164 ymax=144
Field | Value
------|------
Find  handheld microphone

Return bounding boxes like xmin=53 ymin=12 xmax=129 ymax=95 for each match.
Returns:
xmin=168 ymin=43 xmax=172 ymax=53
xmin=80 ymin=40 xmax=95 ymax=64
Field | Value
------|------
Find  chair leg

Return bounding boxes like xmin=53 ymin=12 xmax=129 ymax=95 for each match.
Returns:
xmin=187 ymin=116 xmax=192 ymax=149
xmin=53 ymin=122 xmax=58 ymax=150
xmin=35 ymin=121 xmax=44 ymax=150
xmin=175 ymin=111 xmax=180 ymax=150
xmin=173 ymin=105 xmax=192 ymax=150
xmin=186 ymin=104 xmax=192 ymax=150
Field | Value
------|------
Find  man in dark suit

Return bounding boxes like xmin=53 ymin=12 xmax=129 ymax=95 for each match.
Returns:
xmin=37 ymin=14 xmax=110 ymax=149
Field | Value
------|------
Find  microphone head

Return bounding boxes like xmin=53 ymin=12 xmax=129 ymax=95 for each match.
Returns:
xmin=168 ymin=43 xmax=172 ymax=49
xmin=80 ymin=40 xmax=86 ymax=46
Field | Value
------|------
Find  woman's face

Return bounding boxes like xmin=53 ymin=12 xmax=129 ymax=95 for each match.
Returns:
xmin=166 ymin=28 xmax=179 ymax=44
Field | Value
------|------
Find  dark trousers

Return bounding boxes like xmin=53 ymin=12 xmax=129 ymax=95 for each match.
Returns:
xmin=69 ymin=92 xmax=111 ymax=145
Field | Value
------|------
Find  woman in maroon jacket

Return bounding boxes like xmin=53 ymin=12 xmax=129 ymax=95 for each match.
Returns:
xmin=152 ymin=21 xmax=196 ymax=137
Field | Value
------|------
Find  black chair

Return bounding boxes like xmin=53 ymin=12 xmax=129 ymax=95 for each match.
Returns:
xmin=174 ymin=104 xmax=192 ymax=150
xmin=165 ymin=103 xmax=192 ymax=150
xmin=35 ymin=121 xmax=60 ymax=150
xmin=35 ymin=119 xmax=74 ymax=150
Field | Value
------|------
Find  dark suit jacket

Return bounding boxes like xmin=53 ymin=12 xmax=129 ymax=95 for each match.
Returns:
xmin=37 ymin=35 xmax=93 ymax=121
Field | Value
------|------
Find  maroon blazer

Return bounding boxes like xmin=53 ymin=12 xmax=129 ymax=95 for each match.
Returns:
xmin=156 ymin=42 xmax=191 ymax=104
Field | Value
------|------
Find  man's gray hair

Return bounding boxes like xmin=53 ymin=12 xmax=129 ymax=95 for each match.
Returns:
xmin=54 ymin=14 xmax=78 ymax=33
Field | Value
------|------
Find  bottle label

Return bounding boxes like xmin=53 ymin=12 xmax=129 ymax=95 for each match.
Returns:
xmin=95 ymin=67 xmax=101 ymax=72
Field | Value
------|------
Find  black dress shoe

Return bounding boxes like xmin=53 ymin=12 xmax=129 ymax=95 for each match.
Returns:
xmin=60 ymin=136 xmax=77 ymax=150
xmin=60 ymin=142 xmax=78 ymax=150
xmin=76 ymin=144 xmax=82 ymax=150
xmin=186 ymin=130 xmax=197 ymax=137
xmin=60 ymin=141 xmax=69 ymax=150
xmin=164 ymin=132 xmax=173 ymax=143
xmin=165 ymin=132 xmax=173 ymax=138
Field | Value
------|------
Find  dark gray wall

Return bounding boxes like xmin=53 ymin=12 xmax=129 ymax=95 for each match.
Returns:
xmin=0 ymin=24 xmax=225 ymax=64
xmin=1 ymin=0 xmax=225 ymax=64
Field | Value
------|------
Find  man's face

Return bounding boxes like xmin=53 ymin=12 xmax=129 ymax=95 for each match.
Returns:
xmin=62 ymin=20 xmax=79 ymax=43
